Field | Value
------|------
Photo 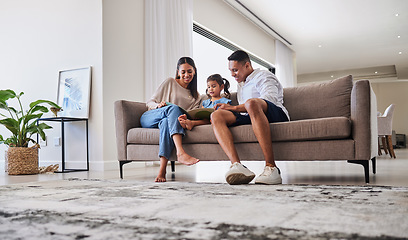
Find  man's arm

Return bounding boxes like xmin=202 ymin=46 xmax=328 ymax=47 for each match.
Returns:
xmin=214 ymin=103 xmax=247 ymax=113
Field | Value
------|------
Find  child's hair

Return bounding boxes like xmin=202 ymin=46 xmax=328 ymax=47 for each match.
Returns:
xmin=206 ymin=74 xmax=231 ymax=99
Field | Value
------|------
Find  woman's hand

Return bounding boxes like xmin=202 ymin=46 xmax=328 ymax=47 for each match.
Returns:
xmin=156 ymin=101 xmax=167 ymax=109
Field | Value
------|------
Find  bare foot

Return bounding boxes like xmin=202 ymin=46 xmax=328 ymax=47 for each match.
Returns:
xmin=180 ymin=119 xmax=195 ymax=130
xmin=177 ymin=152 xmax=199 ymax=166
xmin=178 ymin=114 xmax=189 ymax=129
xmin=155 ymin=175 xmax=166 ymax=182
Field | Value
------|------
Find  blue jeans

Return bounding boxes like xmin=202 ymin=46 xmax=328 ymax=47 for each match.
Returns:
xmin=140 ymin=105 xmax=185 ymax=159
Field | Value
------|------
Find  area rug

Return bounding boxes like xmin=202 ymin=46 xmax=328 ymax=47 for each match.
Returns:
xmin=0 ymin=178 xmax=407 ymax=240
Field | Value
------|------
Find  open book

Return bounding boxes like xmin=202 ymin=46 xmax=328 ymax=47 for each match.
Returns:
xmin=166 ymin=102 xmax=214 ymax=120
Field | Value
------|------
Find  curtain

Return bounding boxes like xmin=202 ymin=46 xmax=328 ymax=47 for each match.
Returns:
xmin=145 ymin=0 xmax=193 ymax=101
xmin=275 ymin=40 xmax=296 ymax=88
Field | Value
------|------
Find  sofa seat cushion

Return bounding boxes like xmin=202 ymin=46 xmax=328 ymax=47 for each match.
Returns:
xmin=127 ymin=117 xmax=351 ymax=144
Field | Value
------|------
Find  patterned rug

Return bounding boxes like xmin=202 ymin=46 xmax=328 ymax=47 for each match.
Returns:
xmin=0 ymin=178 xmax=407 ymax=240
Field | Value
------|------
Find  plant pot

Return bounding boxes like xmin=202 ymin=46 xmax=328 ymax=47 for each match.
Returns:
xmin=7 ymin=146 xmax=39 ymax=175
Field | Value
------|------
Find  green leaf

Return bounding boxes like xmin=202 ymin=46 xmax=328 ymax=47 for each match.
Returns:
xmin=0 ymin=100 xmax=8 ymax=109
xmin=27 ymin=105 xmax=48 ymax=116
xmin=8 ymin=107 xmax=18 ymax=115
xmin=0 ymin=118 xmax=19 ymax=135
xmin=27 ymin=122 xmax=52 ymax=142
xmin=23 ymin=113 xmax=43 ymax=125
xmin=29 ymin=100 xmax=60 ymax=109
xmin=0 ymin=90 xmax=16 ymax=102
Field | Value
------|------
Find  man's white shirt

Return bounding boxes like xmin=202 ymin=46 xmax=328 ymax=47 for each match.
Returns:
xmin=237 ymin=68 xmax=290 ymax=120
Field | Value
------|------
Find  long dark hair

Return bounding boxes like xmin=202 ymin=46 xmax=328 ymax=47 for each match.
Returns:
xmin=175 ymin=57 xmax=199 ymax=99
xmin=206 ymin=74 xmax=231 ymax=99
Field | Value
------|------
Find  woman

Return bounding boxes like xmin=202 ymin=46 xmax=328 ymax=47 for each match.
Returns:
xmin=140 ymin=57 xmax=201 ymax=182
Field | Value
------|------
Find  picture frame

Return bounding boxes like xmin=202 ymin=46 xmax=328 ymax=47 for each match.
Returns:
xmin=57 ymin=67 xmax=92 ymax=119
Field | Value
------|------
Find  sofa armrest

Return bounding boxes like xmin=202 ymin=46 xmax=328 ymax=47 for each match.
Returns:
xmin=351 ymin=80 xmax=377 ymax=160
xmin=114 ymin=100 xmax=148 ymax=161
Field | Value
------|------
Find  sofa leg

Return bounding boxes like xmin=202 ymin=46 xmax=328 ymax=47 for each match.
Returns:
xmin=372 ymin=157 xmax=376 ymax=174
xmin=171 ymin=161 xmax=175 ymax=172
xmin=348 ymin=160 xmax=369 ymax=183
xmin=119 ymin=161 xmax=132 ymax=179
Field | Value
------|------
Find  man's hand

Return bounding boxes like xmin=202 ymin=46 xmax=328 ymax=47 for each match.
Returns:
xmin=214 ymin=103 xmax=236 ymax=111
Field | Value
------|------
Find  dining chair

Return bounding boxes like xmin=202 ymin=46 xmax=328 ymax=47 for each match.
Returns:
xmin=377 ymin=104 xmax=396 ymax=158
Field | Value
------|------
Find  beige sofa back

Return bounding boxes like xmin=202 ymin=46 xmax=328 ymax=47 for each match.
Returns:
xmin=228 ymin=75 xmax=353 ymax=121
xmin=284 ymin=75 xmax=352 ymax=121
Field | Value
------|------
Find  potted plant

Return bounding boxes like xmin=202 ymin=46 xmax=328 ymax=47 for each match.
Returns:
xmin=0 ymin=89 xmax=60 ymax=175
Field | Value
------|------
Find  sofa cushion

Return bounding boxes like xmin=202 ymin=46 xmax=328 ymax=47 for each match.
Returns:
xmin=127 ymin=116 xmax=351 ymax=144
xmin=284 ymin=75 xmax=352 ymax=121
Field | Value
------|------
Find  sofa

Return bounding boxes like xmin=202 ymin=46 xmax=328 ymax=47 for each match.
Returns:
xmin=114 ymin=75 xmax=378 ymax=183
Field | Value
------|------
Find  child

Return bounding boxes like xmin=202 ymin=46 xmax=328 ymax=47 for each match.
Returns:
xmin=178 ymin=74 xmax=231 ymax=130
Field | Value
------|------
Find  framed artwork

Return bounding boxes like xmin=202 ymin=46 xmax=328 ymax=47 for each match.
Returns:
xmin=57 ymin=67 xmax=92 ymax=118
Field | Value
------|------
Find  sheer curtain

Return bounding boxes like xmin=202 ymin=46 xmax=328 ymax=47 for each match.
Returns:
xmin=145 ymin=0 xmax=193 ymax=101
xmin=275 ymin=40 xmax=296 ymax=88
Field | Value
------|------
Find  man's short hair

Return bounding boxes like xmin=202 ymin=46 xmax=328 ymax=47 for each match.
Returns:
xmin=228 ymin=50 xmax=251 ymax=64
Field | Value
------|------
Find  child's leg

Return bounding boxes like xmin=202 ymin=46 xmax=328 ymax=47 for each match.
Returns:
xmin=178 ymin=114 xmax=210 ymax=130
xmin=155 ymin=156 xmax=168 ymax=182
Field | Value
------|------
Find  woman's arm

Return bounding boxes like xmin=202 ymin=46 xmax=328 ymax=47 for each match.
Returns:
xmin=146 ymin=78 xmax=172 ymax=110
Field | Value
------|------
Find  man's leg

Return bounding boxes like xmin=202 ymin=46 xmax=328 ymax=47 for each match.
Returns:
xmin=244 ymin=98 xmax=282 ymax=185
xmin=210 ymin=109 xmax=240 ymax=164
xmin=244 ymin=98 xmax=276 ymax=167
xmin=211 ymin=110 xmax=255 ymax=185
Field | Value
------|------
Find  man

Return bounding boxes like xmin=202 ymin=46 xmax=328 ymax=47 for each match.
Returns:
xmin=211 ymin=50 xmax=290 ymax=185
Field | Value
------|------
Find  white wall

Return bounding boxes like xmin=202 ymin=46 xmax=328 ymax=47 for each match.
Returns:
xmin=1 ymin=0 xmax=280 ymax=172
xmin=0 ymin=0 xmax=104 ymax=169
xmin=102 ymin=0 xmax=145 ymax=170
xmin=193 ymin=0 xmax=276 ymax=65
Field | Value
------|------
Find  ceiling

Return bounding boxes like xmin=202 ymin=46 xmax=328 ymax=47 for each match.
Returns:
xmin=227 ymin=0 xmax=408 ymax=83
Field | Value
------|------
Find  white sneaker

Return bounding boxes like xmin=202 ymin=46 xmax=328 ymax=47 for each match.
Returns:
xmin=255 ymin=166 xmax=282 ymax=185
xmin=225 ymin=162 xmax=255 ymax=185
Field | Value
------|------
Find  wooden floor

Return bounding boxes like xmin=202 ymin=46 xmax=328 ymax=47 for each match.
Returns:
xmin=1 ymin=148 xmax=408 ymax=187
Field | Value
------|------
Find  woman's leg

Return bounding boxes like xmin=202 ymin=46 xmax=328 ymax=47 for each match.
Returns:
xmin=141 ymin=108 xmax=172 ymax=182
xmin=142 ymin=106 xmax=199 ymax=182
xmin=158 ymin=117 xmax=175 ymax=159
xmin=155 ymin=156 xmax=168 ymax=182
xmin=165 ymin=105 xmax=199 ymax=165
xmin=172 ymin=134 xmax=199 ymax=165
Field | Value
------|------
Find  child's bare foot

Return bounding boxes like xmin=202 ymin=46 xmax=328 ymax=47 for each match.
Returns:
xmin=155 ymin=175 xmax=166 ymax=182
xmin=183 ymin=119 xmax=195 ymax=130
xmin=179 ymin=119 xmax=194 ymax=130
xmin=177 ymin=152 xmax=199 ymax=166
xmin=178 ymin=114 xmax=188 ymax=129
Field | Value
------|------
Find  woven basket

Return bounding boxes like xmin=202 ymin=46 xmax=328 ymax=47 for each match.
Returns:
xmin=7 ymin=146 xmax=39 ymax=175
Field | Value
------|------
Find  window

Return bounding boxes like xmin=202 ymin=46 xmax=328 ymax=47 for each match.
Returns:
xmin=192 ymin=23 xmax=274 ymax=94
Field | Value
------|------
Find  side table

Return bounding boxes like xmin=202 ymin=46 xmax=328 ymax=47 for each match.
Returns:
xmin=37 ymin=117 xmax=89 ymax=172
